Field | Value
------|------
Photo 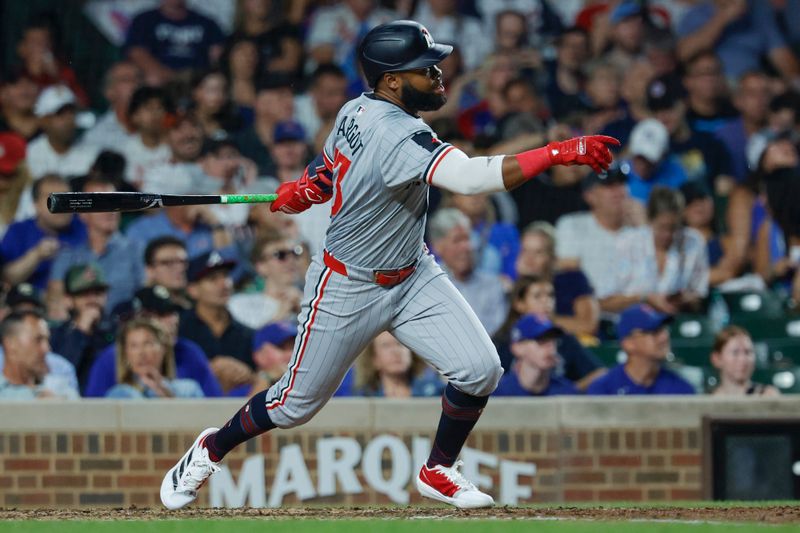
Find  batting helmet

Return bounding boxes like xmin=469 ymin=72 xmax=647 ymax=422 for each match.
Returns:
xmin=358 ymin=20 xmax=453 ymax=88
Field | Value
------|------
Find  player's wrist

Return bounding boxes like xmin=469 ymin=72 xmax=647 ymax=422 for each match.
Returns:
xmin=515 ymin=146 xmax=554 ymax=180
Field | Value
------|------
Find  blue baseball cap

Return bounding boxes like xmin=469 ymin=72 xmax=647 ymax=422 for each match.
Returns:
xmin=617 ymin=304 xmax=673 ymax=339
xmin=274 ymin=121 xmax=306 ymax=143
xmin=511 ymin=314 xmax=564 ymax=343
xmin=609 ymin=1 xmax=643 ymax=24
xmin=253 ymin=321 xmax=296 ymax=351
xmin=187 ymin=251 xmax=237 ymax=283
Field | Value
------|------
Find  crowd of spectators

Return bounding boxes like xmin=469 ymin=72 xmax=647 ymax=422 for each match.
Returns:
xmin=1 ymin=0 xmax=799 ymax=400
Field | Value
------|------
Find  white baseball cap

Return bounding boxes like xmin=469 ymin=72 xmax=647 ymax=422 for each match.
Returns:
xmin=34 ymin=85 xmax=78 ymax=117
xmin=628 ymin=118 xmax=669 ymax=163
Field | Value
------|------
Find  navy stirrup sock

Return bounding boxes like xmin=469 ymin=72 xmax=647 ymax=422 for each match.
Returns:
xmin=426 ymin=384 xmax=489 ymax=468
xmin=204 ymin=389 xmax=276 ymax=462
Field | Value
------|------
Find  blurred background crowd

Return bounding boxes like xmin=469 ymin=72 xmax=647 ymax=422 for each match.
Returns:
xmin=0 ymin=0 xmax=799 ymax=402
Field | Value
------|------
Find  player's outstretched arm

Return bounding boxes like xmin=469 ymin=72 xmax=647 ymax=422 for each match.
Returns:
xmin=429 ymin=135 xmax=620 ymax=194
xmin=270 ymin=153 xmax=334 ymax=214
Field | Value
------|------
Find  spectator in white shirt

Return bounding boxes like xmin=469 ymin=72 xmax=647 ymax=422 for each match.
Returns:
xmin=228 ymin=234 xmax=304 ymax=329
xmin=141 ymin=111 xmax=205 ymax=193
xmin=429 ymin=208 xmax=508 ymax=336
xmin=120 ymin=86 xmax=171 ymax=187
xmin=412 ymin=0 xmax=490 ymax=70
xmin=0 ymin=310 xmax=79 ymax=400
xmin=555 ymin=166 xmax=633 ymax=298
xmin=306 ymin=0 xmax=397 ymax=95
xmin=26 ymin=85 xmax=99 ymax=180
xmin=294 ymin=64 xmax=348 ymax=152
xmin=600 ymin=186 xmax=709 ymax=315
xmin=81 ymin=61 xmax=142 ymax=151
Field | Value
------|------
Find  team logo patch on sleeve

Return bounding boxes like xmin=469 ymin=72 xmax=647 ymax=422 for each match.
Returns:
xmin=411 ymin=131 xmax=442 ymax=153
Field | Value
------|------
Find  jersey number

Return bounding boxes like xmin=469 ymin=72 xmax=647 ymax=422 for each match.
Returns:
xmin=330 ymin=148 xmax=351 ymax=217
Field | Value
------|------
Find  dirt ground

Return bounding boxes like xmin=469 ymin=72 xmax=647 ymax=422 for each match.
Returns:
xmin=2 ymin=506 xmax=799 ymax=523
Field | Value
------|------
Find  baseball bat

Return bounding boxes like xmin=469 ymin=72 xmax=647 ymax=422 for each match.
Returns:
xmin=47 ymin=192 xmax=278 ymax=213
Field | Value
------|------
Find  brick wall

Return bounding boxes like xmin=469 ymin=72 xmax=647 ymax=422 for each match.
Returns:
xmin=0 ymin=398 xmax=795 ymax=508
xmin=0 ymin=427 xmax=702 ymax=507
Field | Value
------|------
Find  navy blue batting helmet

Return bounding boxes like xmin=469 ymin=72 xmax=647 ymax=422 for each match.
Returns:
xmin=358 ymin=20 xmax=453 ymax=88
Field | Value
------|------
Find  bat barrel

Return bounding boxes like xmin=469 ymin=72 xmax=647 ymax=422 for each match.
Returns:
xmin=47 ymin=192 xmax=168 ymax=213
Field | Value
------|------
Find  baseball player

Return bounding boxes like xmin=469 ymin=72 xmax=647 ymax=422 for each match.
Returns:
xmin=161 ymin=20 xmax=618 ymax=510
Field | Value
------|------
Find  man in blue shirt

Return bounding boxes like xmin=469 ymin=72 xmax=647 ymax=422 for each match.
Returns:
xmin=125 ymin=0 xmax=224 ymax=85
xmin=587 ymin=304 xmax=695 ymax=395
xmin=48 ymin=178 xmax=144 ymax=315
xmin=1 ymin=175 xmax=86 ymax=290
xmin=494 ymin=314 xmax=579 ymax=397
xmin=623 ymin=119 xmax=689 ymax=204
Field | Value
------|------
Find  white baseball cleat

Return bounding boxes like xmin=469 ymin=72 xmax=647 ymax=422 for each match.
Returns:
xmin=160 ymin=427 xmax=221 ymax=510
xmin=415 ymin=460 xmax=495 ymax=509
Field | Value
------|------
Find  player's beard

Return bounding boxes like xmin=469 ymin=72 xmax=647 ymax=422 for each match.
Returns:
xmin=400 ymin=80 xmax=447 ymax=112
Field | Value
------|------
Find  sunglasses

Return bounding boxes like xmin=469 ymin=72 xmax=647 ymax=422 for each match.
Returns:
xmin=406 ymin=65 xmax=441 ymax=78
xmin=267 ymin=245 xmax=304 ymax=261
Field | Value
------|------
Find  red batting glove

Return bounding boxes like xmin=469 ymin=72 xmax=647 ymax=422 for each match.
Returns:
xmin=270 ymin=180 xmax=307 ymax=214
xmin=270 ymin=167 xmax=333 ymax=214
xmin=545 ymin=135 xmax=620 ymax=174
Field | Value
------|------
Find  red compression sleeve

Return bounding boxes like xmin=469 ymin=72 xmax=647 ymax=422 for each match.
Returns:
xmin=515 ymin=146 xmax=553 ymax=180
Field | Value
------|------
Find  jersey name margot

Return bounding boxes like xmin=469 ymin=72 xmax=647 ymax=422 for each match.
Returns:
xmin=336 ymin=115 xmax=365 ymax=156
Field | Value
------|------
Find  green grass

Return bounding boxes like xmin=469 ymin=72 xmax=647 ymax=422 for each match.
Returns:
xmin=4 ymin=520 xmax=800 ymax=533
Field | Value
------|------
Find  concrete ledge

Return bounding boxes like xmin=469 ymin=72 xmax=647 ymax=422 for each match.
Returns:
xmin=556 ymin=396 xmax=800 ymax=428
xmin=2 ymin=396 xmax=799 ymax=432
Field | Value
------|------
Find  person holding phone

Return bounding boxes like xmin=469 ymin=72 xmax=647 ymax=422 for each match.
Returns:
xmin=599 ymin=186 xmax=709 ymax=315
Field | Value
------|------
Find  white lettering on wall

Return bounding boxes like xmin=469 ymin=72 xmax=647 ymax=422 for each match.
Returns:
xmin=268 ymin=444 xmax=316 ymax=507
xmin=210 ymin=454 xmax=266 ymax=508
xmin=500 ymin=460 xmax=537 ymax=505
xmin=317 ymin=437 xmax=363 ymax=497
xmin=208 ymin=434 xmax=537 ymax=507
xmin=362 ymin=435 xmax=411 ymax=504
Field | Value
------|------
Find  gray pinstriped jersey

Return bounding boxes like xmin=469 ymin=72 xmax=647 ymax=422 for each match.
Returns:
xmin=321 ymin=93 xmax=452 ymax=270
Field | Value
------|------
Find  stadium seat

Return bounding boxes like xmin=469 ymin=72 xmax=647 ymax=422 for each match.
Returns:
xmin=752 ymin=368 xmax=800 ymax=394
xmin=668 ymin=342 xmax=712 ymax=367
xmin=591 ymin=343 xmax=625 ymax=366
xmin=730 ymin=316 xmax=800 ymax=341
xmin=722 ymin=290 xmax=786 ymax=319
xmin=670 ymin=314 xmax=716 ymax=344
xmin=754 ymin=338 xmax=800 ymax=369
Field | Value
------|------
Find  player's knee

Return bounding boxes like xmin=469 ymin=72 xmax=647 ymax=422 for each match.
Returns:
xmin=480 ymin=360 xmax=504 ymax=396
xmin=451 ymin=359 xmax=503 ymax=397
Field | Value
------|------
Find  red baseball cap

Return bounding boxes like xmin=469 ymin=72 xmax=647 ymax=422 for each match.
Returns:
xmin=0 ymin=132 xmax=26 ymax=175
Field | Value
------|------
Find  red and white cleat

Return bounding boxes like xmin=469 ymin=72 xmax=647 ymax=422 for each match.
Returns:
xmin=160 ymin=427 xmax=221 ymax=510
xmin=415 ymin=460 xmax=495 ymax=509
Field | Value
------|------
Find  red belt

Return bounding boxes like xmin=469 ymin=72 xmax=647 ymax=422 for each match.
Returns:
xmin=323 ymin=250 xmax=417 ymax=287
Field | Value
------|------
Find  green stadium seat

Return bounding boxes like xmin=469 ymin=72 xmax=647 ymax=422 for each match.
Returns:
xmin=722 ymin=290 xmax=786 ymax=319
xmin=668 ymin=342 xmax=712 ymax=367
xmin=753 ymin=338 xmax=800 ymax=368
xmin=590 ymin=343 xmax=625 ymax=366
xmin=752 ymin=368 xmax=800 ymax=394
xmin=730 ymin=316 xmax=800 ymax=341
xmin=670 ymin=314 xmax=716 ymax=344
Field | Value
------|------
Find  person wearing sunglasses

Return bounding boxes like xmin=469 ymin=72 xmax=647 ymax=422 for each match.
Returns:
xmin=228 ymin=233 xmax=304 ymax=329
